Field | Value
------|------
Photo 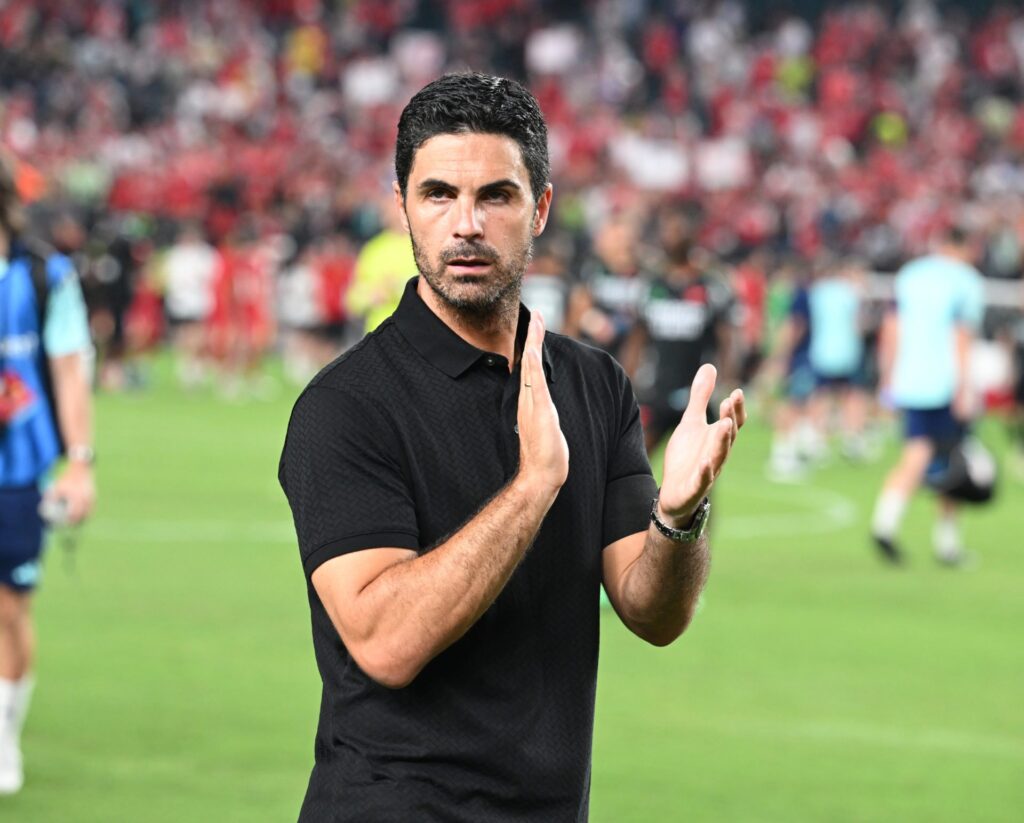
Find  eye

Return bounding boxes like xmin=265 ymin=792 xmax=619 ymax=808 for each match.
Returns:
xmin=427 ymin=188 xmax=453 ymax=201
xmin=482 ymin=190 xmax=511 ymax=203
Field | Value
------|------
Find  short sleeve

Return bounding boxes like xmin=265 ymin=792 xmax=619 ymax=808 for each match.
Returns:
xmin=42 ymin=257 xmax=91 ymax=356
xmin=279 ymin=385 xmax=420 ymax=577
xmin=956 ymin=269 xmax=985 ymax=331
xmin=602 ymin=361 xmax=657 ymax=548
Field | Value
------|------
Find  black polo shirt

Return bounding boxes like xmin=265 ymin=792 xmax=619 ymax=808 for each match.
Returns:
xmin=280 ymin=277 xmax=657 ymax=822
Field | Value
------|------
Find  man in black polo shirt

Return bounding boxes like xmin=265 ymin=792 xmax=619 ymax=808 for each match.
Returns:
xmin=279 ymin=73 xmax=746 ymax=822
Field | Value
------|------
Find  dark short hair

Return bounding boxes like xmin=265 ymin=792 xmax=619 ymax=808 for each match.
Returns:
xmin=395 ymin=72 xmax=550 ymax=202
xmin=944 ymin=224 xmax=970 ymax=247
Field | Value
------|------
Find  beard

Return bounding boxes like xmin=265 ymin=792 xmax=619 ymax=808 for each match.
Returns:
xmin=410 ymin=228 xmax=534 ymax=324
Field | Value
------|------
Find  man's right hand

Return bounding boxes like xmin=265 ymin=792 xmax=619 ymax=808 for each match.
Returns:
xmin=517 ymin=311 xmax=569 ymax=495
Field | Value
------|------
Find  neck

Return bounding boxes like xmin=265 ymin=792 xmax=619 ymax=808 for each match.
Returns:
xmin=939 ymin=244 xmax=967 ymax=262
xmin=416 ymin=277 xmax=521 ymax=364
xmin=0 ymin=230 xmax=8 ymax=259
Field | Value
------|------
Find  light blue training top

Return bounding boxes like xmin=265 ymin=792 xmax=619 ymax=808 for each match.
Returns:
xmin=808 ymin=276 xmax=863 ymax=377
xmin=891 ymin=253 xmax=984 ymax=409
xmin=0 ymin=251 xmax=91 ymax=487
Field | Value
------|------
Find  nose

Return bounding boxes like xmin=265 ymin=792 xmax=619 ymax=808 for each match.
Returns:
xmin=453 ymin=195 xmax=483 ymax=240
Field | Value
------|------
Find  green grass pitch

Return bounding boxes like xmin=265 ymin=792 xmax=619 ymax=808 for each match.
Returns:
xmin=4 ymin=360 xmax=1023 ymax=821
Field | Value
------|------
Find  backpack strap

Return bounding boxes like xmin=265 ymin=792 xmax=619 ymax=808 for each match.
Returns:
xmin=28 ymin=246 xmax=50 ymax=331
xmin=15 ymin=237 xmax=65 ymax=454
xmin=10 ymin=235 xmax=56 ymax=321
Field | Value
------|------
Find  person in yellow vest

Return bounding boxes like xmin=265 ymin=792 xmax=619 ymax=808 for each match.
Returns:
xmin=345 ymin=195 xmax=417 ymax=332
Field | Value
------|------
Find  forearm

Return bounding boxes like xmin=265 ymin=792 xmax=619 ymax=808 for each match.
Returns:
xmin=616 ymin=524 xmax=710 ymax=646
xmin=954 ymin=326 xmax=972 ymax=386
xmin=46 ymin=350 xmax=96 ymax=522
xmin=349 ymin=474 xmax=559 ymax=687
xmin=50 ymin=352 xmax=93 ymax=450
xmin=607 ymin=364 xmax=741 ymax=647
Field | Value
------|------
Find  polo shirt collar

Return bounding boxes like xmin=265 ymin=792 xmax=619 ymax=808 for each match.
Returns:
xmin=392 ymin=277 xmax=556 ymax=382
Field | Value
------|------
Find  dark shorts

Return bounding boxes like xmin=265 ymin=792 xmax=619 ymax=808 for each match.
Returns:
xmin=0 ymin=485 xmax=45 ymax=591
xmin=903 ymin=406 xmax=965 ymax=444
xmin=786 ymin=353 xmax=816 ymax=402
xmin=814 ymin=373 xmax=856 ymax=390
xmin=167 ymin=312 xmax=205 ymax=328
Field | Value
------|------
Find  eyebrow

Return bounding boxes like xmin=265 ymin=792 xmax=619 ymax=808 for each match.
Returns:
xmin=416 ymin=178 xmax=524 ymax=195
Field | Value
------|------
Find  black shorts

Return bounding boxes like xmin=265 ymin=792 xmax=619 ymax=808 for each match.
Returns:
xmin=0 ymin=485 xmax=44 ymax=592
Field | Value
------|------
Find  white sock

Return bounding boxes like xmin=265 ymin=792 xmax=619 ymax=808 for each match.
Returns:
xmin=9 ymin=676 xmax=33 ymax=742
xmin=772 ymin=432 xmax=803 ymax=462
xmin=933 ymin=517 xmax=962 ymax=560
xmin=872 ymin=491 xmax=907 ymax=539
xmin=0 ymin=679 xmax=14 ymax=741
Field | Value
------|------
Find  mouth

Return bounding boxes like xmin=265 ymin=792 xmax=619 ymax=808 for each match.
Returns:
xmin=446 ymin=258 xmax=494 ymax=274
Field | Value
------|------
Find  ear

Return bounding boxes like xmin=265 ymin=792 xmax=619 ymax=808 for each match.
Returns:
xmin=392 ymin=181 xmax=410 ymax=233
xmin=532 ymin=184 xmax=553 ymax=237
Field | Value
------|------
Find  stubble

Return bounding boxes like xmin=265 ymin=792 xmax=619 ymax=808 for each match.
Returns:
xmin=409 ymin=223 xmax=535 ymax=332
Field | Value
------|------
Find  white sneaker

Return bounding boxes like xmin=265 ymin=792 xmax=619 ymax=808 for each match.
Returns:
xmin=935 ymin=547 xmax=979 ymax=570
xmin=766 ymin=453 xmax=808 ymax=483
xmin=0 ymin=737 xmax=23 ymax=795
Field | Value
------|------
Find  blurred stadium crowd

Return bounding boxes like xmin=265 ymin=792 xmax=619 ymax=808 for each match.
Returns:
xmin=1 ymin=0 xmax=1022 ymax=437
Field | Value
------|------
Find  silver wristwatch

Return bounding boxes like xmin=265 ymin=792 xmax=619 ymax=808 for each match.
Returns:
xmin=650 ymin=496 xmax=711 ymax=543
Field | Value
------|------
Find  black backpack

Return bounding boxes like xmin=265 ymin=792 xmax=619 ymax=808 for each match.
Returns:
xmin=924 ymin=434 xmax=998 ymax=504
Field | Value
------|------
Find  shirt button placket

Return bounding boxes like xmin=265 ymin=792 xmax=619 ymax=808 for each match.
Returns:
xmin=501 ymin=370 xmax=521 ymax=472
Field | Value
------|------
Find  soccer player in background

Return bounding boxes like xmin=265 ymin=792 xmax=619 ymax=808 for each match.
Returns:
xmin=631 ymin=203 xmax=738 ymax=454
xmin=563 ymin=210 xmax=650 ymax=380
xmin=871 ymin=226 xmax=985 ymax=566
xmin=806 ymin=256 xmax=871 ymax=461
xmin=163 ymin=222 xmax=218 ymax=389
xmin=764 ymin=259 xmax=821 ymax=481
xmin=0 ymin=155 xmax=96 ymax=794
xmin=1012 ymin=280 xmax=1024 ymax=480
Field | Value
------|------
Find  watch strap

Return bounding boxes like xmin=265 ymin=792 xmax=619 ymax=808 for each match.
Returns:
xmin=650 ymin=496 xmax=710 ymax=543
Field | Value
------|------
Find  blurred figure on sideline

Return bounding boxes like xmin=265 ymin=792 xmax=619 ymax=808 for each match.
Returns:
xmin=345 ymin=196 xmax=416 ymax=333
xmin=807 ymin=257 xmax=871 ymax=461
xmin=278 ymin=239 xmax=355 ymax=385
xmin=732 ymin=249 xmax=769 ymax=388
xmin=1014 ymin=288 xmax=1024 ymax=480
xmin=163 ymin=223 xmax=218 ymax=389
xmin=632 ymin=205 xmax=737 ymax=453
xmin=208 ymin=228 xmax=277 ymax=399
xmin=563 ymin=211 xmax=649 ymax=377
xmin=0 ymin=156 xmax=95 ymax=794
xmin=764 ymin=260 xmax=820 ymax=481
xmin=871 ymin=227 xmax=985 ymax=566
xmin=520 ymin=239 xmax=572 ymax=334
xmin=80 ymin=217 xmax=139 ymax=391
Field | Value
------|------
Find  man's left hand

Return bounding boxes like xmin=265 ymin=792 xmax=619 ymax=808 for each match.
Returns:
xmin=657 ymin=364 xmax=745 ymax=525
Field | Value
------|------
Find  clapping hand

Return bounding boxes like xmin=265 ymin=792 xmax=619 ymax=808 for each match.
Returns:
xmin=517 ymin=312 xmax=570 ymax=495
xmin=657 ymin=364 xmax=745 ymax=524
